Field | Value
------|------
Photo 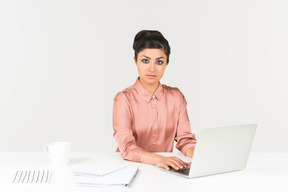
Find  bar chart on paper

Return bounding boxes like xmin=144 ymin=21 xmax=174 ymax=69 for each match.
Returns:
xmin=12 ymin=170 xmax=51 ymax=184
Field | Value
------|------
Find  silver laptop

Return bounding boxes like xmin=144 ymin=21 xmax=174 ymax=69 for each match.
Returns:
xmin=163 ymin=124 xmax=257 ymax=178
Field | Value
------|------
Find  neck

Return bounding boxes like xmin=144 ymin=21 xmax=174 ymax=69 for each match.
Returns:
xmin=139 ymin=79 xmax=159 ymax=94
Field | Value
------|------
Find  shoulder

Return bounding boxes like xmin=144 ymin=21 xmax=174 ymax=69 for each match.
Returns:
xmin=162 ymin=84 xmax=183 ymax=97
xmin=161 ymin=84 xmax=187 ymax=105
xmin=113 ymin=85 xmax=135 ymax=102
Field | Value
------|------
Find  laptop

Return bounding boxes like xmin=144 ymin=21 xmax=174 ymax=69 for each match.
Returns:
xmin=162 ymin=124 xmax=257 ymax=178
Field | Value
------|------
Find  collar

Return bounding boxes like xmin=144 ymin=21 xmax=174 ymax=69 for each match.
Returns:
xmin=133 ymin=77 xmax=164 ymax=103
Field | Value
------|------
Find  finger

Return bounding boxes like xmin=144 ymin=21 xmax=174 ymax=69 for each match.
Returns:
xmin=166 ymin=159 xmax=182 ymax=170
xmin=170 ymin=157 xmax=188 ymax=168
xmin=164 ymin=165 xmax=170 ymax=170
xmin=159 ymin=163 xmax=170 ymax=170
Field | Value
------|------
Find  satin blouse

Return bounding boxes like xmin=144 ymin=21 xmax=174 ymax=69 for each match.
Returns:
xmin=113 ymin=78 xmax=196 ymax=162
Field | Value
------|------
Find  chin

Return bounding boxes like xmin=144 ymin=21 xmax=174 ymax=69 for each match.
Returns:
xmin=146 ymin=78 xmax=158 ymax=84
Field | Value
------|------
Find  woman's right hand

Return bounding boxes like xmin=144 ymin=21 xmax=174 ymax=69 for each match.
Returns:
xmin=140 ymin=152 xmax=188 ymax=170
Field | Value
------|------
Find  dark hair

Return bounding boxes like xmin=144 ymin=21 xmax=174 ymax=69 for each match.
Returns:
xmin=133 ymin=30 xmax=171 ymax=64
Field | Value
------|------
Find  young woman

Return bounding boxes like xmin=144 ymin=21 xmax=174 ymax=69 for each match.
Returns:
xmin=113 ymin=30 xmax=196 ymax=170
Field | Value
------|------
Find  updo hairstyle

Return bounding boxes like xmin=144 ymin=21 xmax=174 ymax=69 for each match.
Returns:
xmin=133 ymin=30 xmax=171 ymax=64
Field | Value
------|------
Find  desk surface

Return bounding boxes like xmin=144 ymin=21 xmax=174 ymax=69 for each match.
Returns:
xmin=0 ymin=152 xmax=287 ymax=192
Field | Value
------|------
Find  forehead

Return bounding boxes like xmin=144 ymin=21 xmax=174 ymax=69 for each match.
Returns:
xmin=138 ymin=48 xmax=166 ymax=58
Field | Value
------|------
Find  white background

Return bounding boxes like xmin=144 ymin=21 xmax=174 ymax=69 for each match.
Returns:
xmin=0 ymin=0 xmax=287 ymax=152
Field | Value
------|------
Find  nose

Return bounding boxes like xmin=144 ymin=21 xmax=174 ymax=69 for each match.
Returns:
xmin=149 ymin=63 xmax=155 ymax=72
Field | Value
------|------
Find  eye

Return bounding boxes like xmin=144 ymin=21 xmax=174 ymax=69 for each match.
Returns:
xmin=141 ymin=59 xmax=149 ymax=64
xmin=156 ymin=60 xmax=164 ymax=65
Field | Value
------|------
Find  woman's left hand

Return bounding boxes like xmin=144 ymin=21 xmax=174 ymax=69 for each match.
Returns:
xmin=186 ymin=146 xmax=195 ymax=158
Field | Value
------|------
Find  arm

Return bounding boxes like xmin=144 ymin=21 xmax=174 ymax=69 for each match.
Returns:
xmin=113 ymin=92 xmax=146 ymax=162
xmin=185 ymin=146 xmax=195 ymax=158
xmin=175 ymin=90 xmax=197 ymax=156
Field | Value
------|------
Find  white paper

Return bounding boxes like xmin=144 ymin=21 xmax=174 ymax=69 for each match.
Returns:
xmin=73 ymin=163 xmax=125 ymax=177
xmin=12 ymin=170 xmax=51 ymax=184
xmin=75 ymin=166 xmax=138 ymax=187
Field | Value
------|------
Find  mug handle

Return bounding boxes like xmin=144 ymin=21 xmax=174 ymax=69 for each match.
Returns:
xmin=44 ymin=144 xmax=50 ymax=157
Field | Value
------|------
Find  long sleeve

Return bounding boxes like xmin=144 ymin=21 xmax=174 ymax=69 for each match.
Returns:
xmin=113 ymin=78 xmax=197 ymax=161
xmin=113 ymin=92 xmax=146 ymax=162
xmin=175 ymin=90 xmax=197 ymax=155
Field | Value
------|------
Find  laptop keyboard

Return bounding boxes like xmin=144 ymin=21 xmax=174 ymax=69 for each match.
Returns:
xmin=168 ymin=162 xmax=191 ymax=176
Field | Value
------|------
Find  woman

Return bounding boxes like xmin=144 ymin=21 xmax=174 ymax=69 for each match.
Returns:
xmin=113 ymin=30 xmax=196 ymax=171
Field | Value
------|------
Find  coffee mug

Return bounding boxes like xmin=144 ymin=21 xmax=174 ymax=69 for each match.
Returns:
xmin=44 ymin=142 xmax=71 ymax=166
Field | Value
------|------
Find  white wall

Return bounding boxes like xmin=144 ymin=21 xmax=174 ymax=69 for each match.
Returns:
xmin=0 ymin=0 xmax=287 ymax=152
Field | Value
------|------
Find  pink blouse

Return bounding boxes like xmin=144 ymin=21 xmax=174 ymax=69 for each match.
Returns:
xmin=113 ymin=78 xmax=196 ymax=162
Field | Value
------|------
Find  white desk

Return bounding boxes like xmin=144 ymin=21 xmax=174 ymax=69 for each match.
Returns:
xmin=0 ymin=152 xmax=287 ymax=192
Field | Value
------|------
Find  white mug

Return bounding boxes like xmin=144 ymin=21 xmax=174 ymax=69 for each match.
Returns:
xmin=44 ymin=142 xmax=71 ymax=166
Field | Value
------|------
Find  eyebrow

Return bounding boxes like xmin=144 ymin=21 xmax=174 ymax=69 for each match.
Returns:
xmin=140 ymin=55 xmax=165 ymax=60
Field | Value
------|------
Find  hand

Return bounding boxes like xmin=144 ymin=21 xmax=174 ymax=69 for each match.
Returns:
xmin=155 ymin=155 xmax=188 ymax=171
xmin=186 ymin=146 xmax=195 ymax=158
xmin=140 ymin=152 xmax=188 ymax=171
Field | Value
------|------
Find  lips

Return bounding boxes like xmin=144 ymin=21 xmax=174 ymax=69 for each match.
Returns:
xmin=146 ymin=75 xmax=157 ymax=79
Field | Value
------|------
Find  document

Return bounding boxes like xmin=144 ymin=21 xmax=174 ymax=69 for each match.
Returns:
xmin=12 ymin=170 xmax=51 ymax=184
xmin=74 ymin=166 xmax=139 ymax=187
xmin=73 ymin=163 xmax=125 ymax=177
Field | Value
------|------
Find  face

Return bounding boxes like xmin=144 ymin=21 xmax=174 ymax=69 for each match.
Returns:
xmin=134 ymin=48 xmax=167 ymax=89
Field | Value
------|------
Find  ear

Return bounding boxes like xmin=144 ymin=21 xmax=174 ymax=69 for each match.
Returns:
xmin=134 ymin=57 xmax=137 ymax=65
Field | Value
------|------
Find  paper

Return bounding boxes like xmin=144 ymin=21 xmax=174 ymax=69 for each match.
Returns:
xmin=73 ymin=163 xmax=125 ymax=177
xmin=74 ymin=166 xmax=139 ymax=187
xmin=12 ymin=170 xmax=51 ymax=184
